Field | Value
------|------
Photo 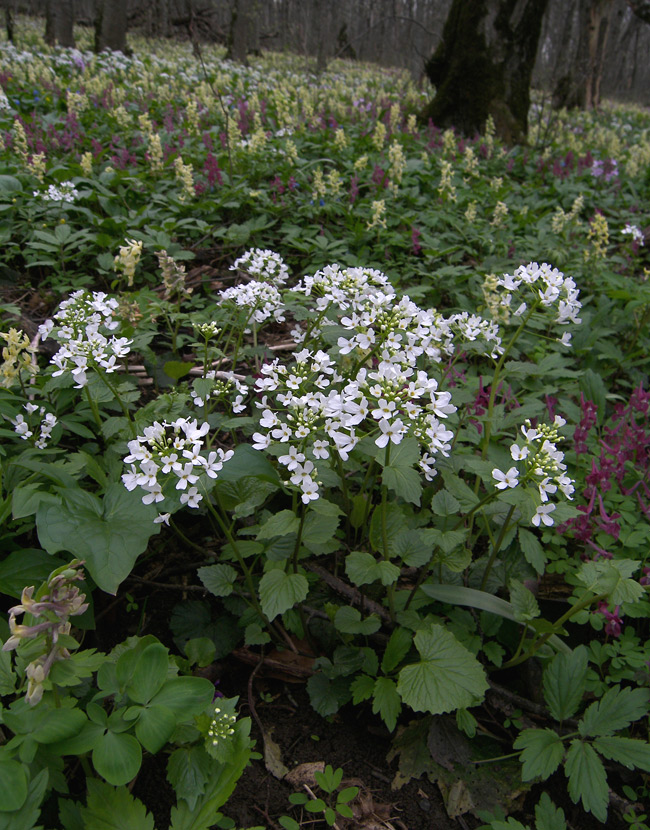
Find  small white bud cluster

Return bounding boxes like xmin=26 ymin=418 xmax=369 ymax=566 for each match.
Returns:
xmin=207 ymin=705 xmax=236 ymax=746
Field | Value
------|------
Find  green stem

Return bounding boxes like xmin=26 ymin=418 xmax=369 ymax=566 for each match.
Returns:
xmin=501 ymin=591 xmax=608 ymax=669
xmin=291 ymin=508 xmax=306 ymax=575
xmin=95 ymin=370 xmax=136 ymax=437
xmin=481 ymin=302 xmax=538 ymax=459
xmin=480 ymin=504 xmax=516 ymax=591
xmin=381 ymin=443 xmax=395 ymax=622
xmin=84 ymin=386 xmax=102 ymax=431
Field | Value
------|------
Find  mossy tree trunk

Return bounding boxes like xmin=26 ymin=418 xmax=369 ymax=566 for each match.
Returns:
xmin=420 ymin=0 xmax=549 ymax=144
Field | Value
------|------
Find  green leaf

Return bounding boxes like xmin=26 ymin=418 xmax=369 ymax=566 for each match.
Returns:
xmin=579 ymin=369 xmax=607 ymax=425
xmin=592 ymin=736 xmax=650 ymax=771
xmin=345 ymin=550 xmax=400 ymax=586
xmin=372 ymin=677 xmax=402 ymax=732
xmin=135 ymin=704 xmax=177 ymax=753
xmin=36 ymin=484 xmax=160 ymax=594
xmin=217 ymin=444 xmax=279 ymax=483
xmin=80 ymin=779 xmax=154 ymax=829
xmin=565 ymin=739 xmax=608 ymax=822
xmin=576 ymin=559 xmax=644 ymax=605
xmin=509 ymin=580 xmax=540 ymax=622
xmin=513 ymin=728 xmax=564 ymax=780
xmin=127 ymin=643 xmax=169 ymax=704
xmin=383 ymin=463 xmax=422 ymax=505
xmin=0 ymin=760 xmax=28 ymax=812
xmin=150 ymin=677 xmax=215 ymax=716
xmin=164 ymin=360 xmax=193 ymax=381
xmin=0 ymin=647 xmax=16 ymax=696
xmin=368 ymin=503 xmax=405 ymax=557
xmin=396 ymin=625 xmax=488 ymax=715
xmin=184 ymin=638 xmax=217 ymax=667
xmin=258 ymin=570 xmax=308 ymax=621
xmin=381 ymin=627 xmax=413 ymax=674
xmin=92 ymin=731 xmax=143 ymax=786
xmin=0 ymin=548 xmax=66 ymax=598
xmin=431 ymin=489 xmax=460 ymax=516
xmin=534 ymin=792 xmax=566 ymax=830
xmin=543 ymin=646 xmax=588 ymax=722
xmin=419 ymin=584 xmax=571 ymax=654
xmin=198 ymin=564 xmax=238 ymax=597
xmin=167 ymin=746 xmax=213 ymax=811
xmin=518 ymin=528 xmax=546 ymax=574
xmin=306 ymin=674 xmax=350 ymax=717
xmin=350 ymin=674 xmax=375 ymax=704
xmin=302 ymin=509 xmax=340 ymax=554
xmin=0 ymin=769 xmax=48 ymax=829
xmin=440 ymin=471 xmax=479 ymax=510
xmin=256 ymin=509 xmax=299 ymax=540
xmin=334 ymin=606 xmax=381 ymax=635
xmin=579 ymin=686 xmax=650 ymax=737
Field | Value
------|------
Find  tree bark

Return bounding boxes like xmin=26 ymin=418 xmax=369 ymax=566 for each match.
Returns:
xmin=55 ymin=0 xmax=76 ymax=48
xmin=628 ymin=0 xmax=650 ymax=23
xmin=3 ymin=0 xmax=15 ymax=43
xmin=226 ymin=0 xmax=258 ymax=64
xmin=95 ymin=0 xmax=128 ymax=53
xmin=44 ymin=0 xmax=56 ymax=45
xmin=419 ymin=0 xmax=550 ymax=144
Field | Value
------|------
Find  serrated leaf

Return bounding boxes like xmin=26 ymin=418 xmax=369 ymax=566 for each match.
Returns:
xmin=579 ymin=686 xmax=650 ymax=737
xmin=431 ymin=489 xmax=461 ymax=516
xmin=198 ymin=564 xmax=238 ymax=597
xmin=509 ymin=580 xmax=540 ymax=622
xmin=350 ymin=674 xmax=375 ymax=704
xmin=36 ymin=484 xmax=160 ymax=594
xmin=257 ymin=509 xmax=299 ymax=540
xmin=369 ymin=503 xmax=406 ymax=556
xmin=307 ymin=673 xmax=349 ymax=717
xmin=258 ymin=570 xmax=308 ymax=620
xmin=383 ymin=463 xmax=422 ymax=505
xmin=565 ymin=739 xmax=608 ymax=822
xmin=513 ymin=728 xmax=564 ymax=780
xmin=372 ymin=677 xmax=402 ymax=732
xmin=518 ymin=528 xmax=546 ymax=574
xmin=440 ymin=471 xmax=479 ymax=509
xmin=334 ymin=606 xmax=381 ymax=635
xmin=381 ymin=627 xmax=413 ymax=674
xmin=534 ymin=792 xmax=566 ymax=830
xmin=80 ymin=779 xmax=154 ymax=830
xmin=167 ymin=746 xmax=212 ymax=811
xmin=396 ymin=625 xmax=488 ymax=715
xmin=543 ymin=646 xmax=588 ymax=722
xmin=592 ymin=736 xmax=650 ymax=771
xmin=345 ymin=550 xmax=388 ymax=586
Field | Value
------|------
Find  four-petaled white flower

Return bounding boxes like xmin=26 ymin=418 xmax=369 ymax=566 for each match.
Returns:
xmin=531 ymin=503 xmax=555 ymax=527
xmin=492 ymin=467 xmax=519 ymax=489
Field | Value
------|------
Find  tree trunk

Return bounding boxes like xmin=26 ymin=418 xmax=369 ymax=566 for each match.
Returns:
xmin=44 ymin=0 xmax=56 ymax=45
xmin=3 ymin=0 xmax=15 ymax=43
xmin=96 ymin=0 xmax=127 ymax=53
xmin=420 ymin=0 xmax=550 ymax=144
xmin=227 ymin=0 xmax=257 ymax=64
xmin=55 ymin=0 xmax=76 ymax=48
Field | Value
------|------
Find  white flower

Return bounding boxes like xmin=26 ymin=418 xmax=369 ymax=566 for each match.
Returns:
xmin=279 ymin=446 xmax=305 ymax=470
xmin=154 ymin=512 xmax=171 ymax=525
xmin=252 ymin=432 xmax=271 ymax=450
xmin=375 ymin=418 xmax=406 ymax=448
xmin=180 ymin=487 xmax=202 ymax=508
xmin=531 ymin=503 xmax=555 ymax=527
xmin=492 ymin=467 xmax=519 ymax=489
xmin=175 ymin=463 xmax=199 ymax=490
xmin=510 ymin=444 xmax=529 ymax=460
xmin=300 ymin=478 xmax=319 ymax=503
xmin=538 ymin=477 xmax=558 ymax=502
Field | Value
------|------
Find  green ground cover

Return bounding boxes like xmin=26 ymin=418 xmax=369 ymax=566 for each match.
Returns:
xmin=0 ymin=19 xmax=649 ymax=830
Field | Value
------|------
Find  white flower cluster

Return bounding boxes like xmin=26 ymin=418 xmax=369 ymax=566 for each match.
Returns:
xmin=191 ymin=371 xmax=247 ymax=411
xmin=219 ymin=281 xmax=285 ymax=327
xmin=252 ymin=310 xmax=457 ymax=502
xmin=622 ymin=223 xmax=644 ymax=245
xmin=295 ymin=263 xmax=395 ymax=315
xmin=0 ymin=88 xmax=9 ymax=109
xmin=496 ymin=262 xmax=582 ymax=346
xmin=38 ymin=290 xmax=131 ymax=388
xmin=206 ymin=704 xmax=236 ymax=747
xmin=230 ymin=248 xmax=289 ymax=285
xmin=10 ymin=403 xmax=57 ymax=448
xmin=492 ymin=416 xmax=574 ymax=527
xmin=122 ymin=417 xmax=233 ymax=519
xmin=33 ymin=181 xmax=80 ymax=203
